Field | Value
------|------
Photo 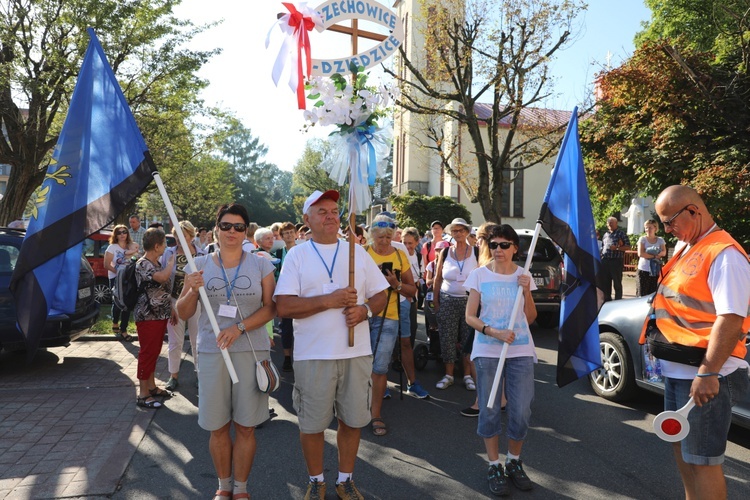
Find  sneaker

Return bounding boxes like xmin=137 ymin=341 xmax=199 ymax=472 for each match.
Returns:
xmin=463 ymin=375 xmax=476 ymax=391
xmin=282 ymin=357 xmax=293 ymax=372
xmin=407 ymin=382 xmax=430 ymax=399
xmin=487 ymin=464 xmax=510 ymax=496
xmin=505 ymin=459 xmax=533 ymax=491
xmin=304 ymin=479 xmax=326 ymax=500
xmin=335 ymin=478 xmax=364 ymax=500
xmin=436 ymin=375 xmax=454 ymax=389
xmin=460 ymin=406 xmax=480 ymax=417
xmin=383 ymin=388 xmax=391 ymax=399
xmin=165 ymin=377 xmax=178 ymax=392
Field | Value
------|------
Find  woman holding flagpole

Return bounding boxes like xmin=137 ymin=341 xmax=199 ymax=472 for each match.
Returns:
xmin=464 ymin=224 xmax=538 ymax=496
xmin=176 ymin=203 xmax=276 ymax=500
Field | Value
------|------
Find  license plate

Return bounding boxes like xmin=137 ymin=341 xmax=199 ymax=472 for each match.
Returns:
xmin=78 ymin=287 xmax=91 ymax=299
xmin=533 ymin=277 xmax=545 ymax=286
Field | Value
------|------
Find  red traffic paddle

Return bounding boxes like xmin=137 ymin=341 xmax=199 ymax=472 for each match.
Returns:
xmin=653 ymin=397 xmax=695 ymax=442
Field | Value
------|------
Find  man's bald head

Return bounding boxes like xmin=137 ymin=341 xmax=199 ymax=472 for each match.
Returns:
xmin=655 ymin=185 xmax=707 ymax=215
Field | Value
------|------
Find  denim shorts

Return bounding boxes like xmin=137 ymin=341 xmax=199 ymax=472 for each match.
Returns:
xmin=369 ymin=316 xmax=399 ymax=374
xmin=475 ymin=356 xmax=535 ymax=440
xmin=664 ymin=368 xmax=749 ymax=465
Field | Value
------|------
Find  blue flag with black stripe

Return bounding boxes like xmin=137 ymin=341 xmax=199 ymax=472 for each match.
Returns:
xmin=10 ymin=29 xmax=156 ymax=355
xmin=539 ymin=107 xmax=603 ymax=387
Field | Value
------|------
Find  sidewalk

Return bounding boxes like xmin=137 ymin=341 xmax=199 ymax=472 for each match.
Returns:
xmin=0 ymin=339 xmax=171 ymax=499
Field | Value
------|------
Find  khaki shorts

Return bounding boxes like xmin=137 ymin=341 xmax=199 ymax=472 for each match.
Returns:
xmin=198 ymin=351 xmax=270 ymax=431
xmin=293 ymin=356 xmax=373 ymax=434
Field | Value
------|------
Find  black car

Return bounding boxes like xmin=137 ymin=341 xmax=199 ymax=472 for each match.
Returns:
xmin=590 ymin=295 xmax=750 ymax=430
xmin=0 ymin=228 xmax=99 ymax=352
xmin=515 ymin=229 xmax=564 ymax=328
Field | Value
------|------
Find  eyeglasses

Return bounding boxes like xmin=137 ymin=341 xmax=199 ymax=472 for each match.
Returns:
xmin=116 ymin=230 xmax=128 ymax=235
xmin=661 ymin=205 xmax=691 ymax=228
xmin=489 ymin=241 xmax=513 ymax=250
xmin=218 ymin=222 xmax=248 ymax=232
xmin=372 ymin=221 xmax=396 ymax=229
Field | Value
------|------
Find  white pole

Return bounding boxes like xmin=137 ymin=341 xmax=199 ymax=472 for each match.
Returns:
xmin=151 ymin=172 xmax=239 ymax=384
xmin=487 ymin=221 xmax=543 ymax=408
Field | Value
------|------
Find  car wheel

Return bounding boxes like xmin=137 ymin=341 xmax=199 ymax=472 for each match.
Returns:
xmin=93 ymin=279 xmax=112 ymax=304
xmin=413 ymin=344 xmax=429 ymax=371
xmin=535 ymin=311 xmax=559 ymax=329
xmin=589 ymin=331 xmax=637 ymax=402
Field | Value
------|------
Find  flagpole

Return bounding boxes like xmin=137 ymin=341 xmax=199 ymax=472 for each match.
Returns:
xmin=487 ymin=222 xmax=543 ymax=408
xmin=151 ymin=172 xmax=240 ymax=384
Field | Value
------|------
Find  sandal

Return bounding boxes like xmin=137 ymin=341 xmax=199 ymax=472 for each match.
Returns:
xmin=115 ymin=331 xmax=135 ymax=342
xmin=436 ymin=375 xmax=454 ymax=389
xmin=149 ymin=387 xmax=174 ymax=399
xmin=213 ymin=490 xmax=232 ymax=500
xmin=136 ymin=396 xmax=162 ymax=409
xmin=463 ymin=375 xmax=476 ymax=391
xmin=112 ymin=324 xmax=119 ymax=333
xmin=371 ymin=417 xmax=387 ymax=437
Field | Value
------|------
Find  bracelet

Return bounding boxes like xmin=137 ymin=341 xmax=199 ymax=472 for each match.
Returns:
xmin=696 ymin=372 xmax=723 ymax=379
xmin=481 ymin=325 xmax=488 ymax=335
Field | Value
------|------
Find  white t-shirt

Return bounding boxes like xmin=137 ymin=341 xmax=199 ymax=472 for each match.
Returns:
xmin=463 ymin=266 xmax=538 ymax=362
xmin=273 ymin=240 xmax=389 ymax=361
xmin=637 ymin=236 xmax=665 ymax=272
xmin=440 ymin=247 xmax=478 ymax=296
xmin=105 ymin=243 xmax=129 ymax=279
xmin=661 ymin=246 xmax=750 ymax=379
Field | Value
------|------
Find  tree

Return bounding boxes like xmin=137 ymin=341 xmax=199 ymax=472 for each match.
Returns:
xmin=389 ymin=190 xmax=472 ymax=232
xmin=385 ymin=0 xmax=585 ymax=223
xmin=582 ymin=1 xmax=750 ymax=247
xmin=581 ymin=41 xmax=750 ymax=246
xmin=217 ymin=117 xmax=296 ymax=225
xmin=0 ymin=0 xmax=217 ymax=225
xmin=291 ymin=139 xmax=344 ymax=214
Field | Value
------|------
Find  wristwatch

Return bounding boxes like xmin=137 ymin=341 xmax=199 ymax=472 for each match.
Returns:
xmin=363 ymin=303 xmax=373 ymax=319
xmin=396 ymin=283 xmax=403 ymax=292
xmin=236 ymin=322 xmax=246 ymax=333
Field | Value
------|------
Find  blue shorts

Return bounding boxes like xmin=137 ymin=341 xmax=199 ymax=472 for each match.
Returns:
xmin=369 ymin=316 xmax=399 ymax=375
xmin=475 ymin=356 xmax=535 ymax=440
xmin=398 ymin=299 xmax=411 ymax=339
xmin=664 ymin=368 xmax=749 ymax=465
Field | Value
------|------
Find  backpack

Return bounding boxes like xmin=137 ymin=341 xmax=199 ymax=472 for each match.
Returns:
xmin=112 ymin=259 xmax=143 ymax=311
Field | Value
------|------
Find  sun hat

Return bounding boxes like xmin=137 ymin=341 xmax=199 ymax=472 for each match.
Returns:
xmin=445 ymin=217 xmax=471 ymax=233
xmin=435 ymin=240 xmax=451 ymax=249
xmin=302 ymin=190 xmax=340 ymax=214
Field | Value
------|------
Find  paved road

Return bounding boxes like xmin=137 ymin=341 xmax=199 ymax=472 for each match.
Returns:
xmin=2 ymin=273 xmax=749 ymax=499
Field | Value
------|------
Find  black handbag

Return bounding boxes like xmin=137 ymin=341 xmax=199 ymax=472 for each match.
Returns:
xmin=645 ymin=319 xmax=707 ymax=367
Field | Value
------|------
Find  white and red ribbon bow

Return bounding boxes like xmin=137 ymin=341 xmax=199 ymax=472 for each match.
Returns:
xmin=266 ymin=2 xmax=323 ymax=109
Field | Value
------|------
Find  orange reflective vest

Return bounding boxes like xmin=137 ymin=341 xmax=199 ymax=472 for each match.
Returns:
xmin=640 ymin=230 xmax=750 ymax=359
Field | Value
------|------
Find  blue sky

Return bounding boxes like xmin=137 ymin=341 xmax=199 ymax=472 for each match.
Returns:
xmin=173 ymin=1 xmax=652 ymax=171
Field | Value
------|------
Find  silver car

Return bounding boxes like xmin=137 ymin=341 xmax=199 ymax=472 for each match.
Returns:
xmin=589 ymin=295 xmax=750 ymax=429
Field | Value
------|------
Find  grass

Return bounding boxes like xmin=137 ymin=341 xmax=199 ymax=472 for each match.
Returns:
xmin=88 ymin=308 xmax=116 ymax=335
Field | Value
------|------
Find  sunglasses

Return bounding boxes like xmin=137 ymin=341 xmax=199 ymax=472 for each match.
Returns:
xmin=371 ymin=221 xmax=396 ymax=229
xmin=218 ymin=222 xmax=248 ymax=232
xmin=489 ymin=241 xmax=513 ymax=250
xmin=116 ymin=230 xmax=128 ymax=235
xmin=661 ymin=205 xmax=692 ymax=228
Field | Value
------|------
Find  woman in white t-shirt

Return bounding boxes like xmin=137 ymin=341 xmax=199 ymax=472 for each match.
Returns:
xmin=464 ymin=224 xmax=538 ymax=496
xmin=104 ymin=224 xmax=139 ymax=341
xmin=636 ymin=219 xmax=666 ymax=296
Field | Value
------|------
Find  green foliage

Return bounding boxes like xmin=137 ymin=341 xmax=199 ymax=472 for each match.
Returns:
xmin=581 ymin=37 xmax=750 ymax=248
xmin=389 ymin=190 xmax=472 ymax=233
xmin=217 ymin=117 xmax=296 ymax=225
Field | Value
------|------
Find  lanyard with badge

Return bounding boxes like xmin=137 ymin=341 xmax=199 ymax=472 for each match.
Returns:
xmin=217 ymin=251 xmax=245 ymax=319
xmin=311 ymin=240 xmax=340 ymax=294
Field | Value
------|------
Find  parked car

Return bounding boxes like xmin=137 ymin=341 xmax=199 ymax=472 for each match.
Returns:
xmin=83 ymin=229 xmax=113 ymax=304
xmin=0 ymin=228 xmax=99 ymax=352
xmin=589 ymin=295 xmax=750 ymax=430
xmin=515 ymin=229 xmax=564 ymax=329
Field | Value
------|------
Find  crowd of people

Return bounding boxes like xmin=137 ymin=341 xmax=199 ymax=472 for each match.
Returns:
xmin=104 ymin=185 xmax=748 ymax=500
